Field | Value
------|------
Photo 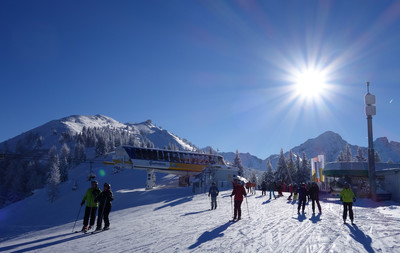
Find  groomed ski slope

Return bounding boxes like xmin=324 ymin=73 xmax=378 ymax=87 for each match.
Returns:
xmin=1 ymin=185 xmax=400 ymax=253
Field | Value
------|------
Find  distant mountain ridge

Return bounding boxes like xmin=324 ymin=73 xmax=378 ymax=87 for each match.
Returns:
xmin=1 ymin=115 xmax=400 ymax=171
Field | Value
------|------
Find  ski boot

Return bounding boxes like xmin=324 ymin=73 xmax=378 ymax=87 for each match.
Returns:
xmin=95 ymin=226 xmax=102 ymax=232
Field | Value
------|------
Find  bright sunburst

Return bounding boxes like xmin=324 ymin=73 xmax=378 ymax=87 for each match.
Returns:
xmin=293 ymin=68 xmax=328 ymax=100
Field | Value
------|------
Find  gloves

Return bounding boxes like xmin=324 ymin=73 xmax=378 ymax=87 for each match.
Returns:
xmin=81 ymin=201 xmax=85 ymax=206
xmin=353 ymin=198 xmax=356 ymax=203
xmin=340 ymin=197 xmax=343 ymax=202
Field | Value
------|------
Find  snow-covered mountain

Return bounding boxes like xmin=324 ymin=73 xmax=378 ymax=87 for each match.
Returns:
xmin=2 ymin=115 xmax=400 ymax=173
xmin=0 ymin=115 xmax=197 ymax=153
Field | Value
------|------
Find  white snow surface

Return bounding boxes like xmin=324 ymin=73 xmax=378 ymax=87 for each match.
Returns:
xmin=1 ymin=163 xmax=400 ymax=253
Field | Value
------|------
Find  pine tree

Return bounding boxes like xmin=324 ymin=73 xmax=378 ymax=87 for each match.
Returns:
xmin=74 ymin=142 xmax=86 ymax=165
xmin=355 ymin=147 xmax=367 ymax=161
xmin=265 ymin=159 xmax=274 ymax=185
xmin=232 ymin=149 xmax=244 ymax=176
xmin=250 ymin=170 xmax=257 ymax=184
xmin=47 ymin=146 xmax=60 ymax=203
xmin=337 ymin=151 xmax=345 ymax=161
xmin=287 ymin=150 xmax=296 ymax=184
xmin=275 ymin=148 xmax=288 ymax=183
xmin=295 ymin=153 xmax=301 ymax=184
xmin=47 ymin=162 xmax=61 ymax=203
xmin=298 ymin=152 xmax=311 ymax=183
xmin=344 ymin=145 xmax=352 ymax=161
xmin=59 ymin=143 xmax=72 ymax=182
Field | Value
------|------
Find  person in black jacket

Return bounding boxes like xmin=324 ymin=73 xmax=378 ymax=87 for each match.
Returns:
xmin=297 ymin=183 xmax=308 ymax=214
xmin=309 ymin=182 xmax=322 ymax=214
xmin=95 ymin=182 xmax=114 ymax=231
xmin=208 ymin=182 xmax=219 ymax=210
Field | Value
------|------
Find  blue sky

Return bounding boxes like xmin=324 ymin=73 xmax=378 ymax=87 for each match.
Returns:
xmin=1 ymin=0 xmax=399 ymax=158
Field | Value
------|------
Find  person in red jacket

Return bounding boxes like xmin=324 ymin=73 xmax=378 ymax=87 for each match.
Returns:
xmin=231 ymin=180 xmax=247 ymax=221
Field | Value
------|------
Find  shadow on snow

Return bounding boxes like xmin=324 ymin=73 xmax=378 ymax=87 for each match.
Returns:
xmin=345 ymin=224 xmax=374 ymax=253
xmin=181 ymin=210 xmax=211 ymax=216
xmin=309 ymin=213 xmax=321 ymax=223
xmin=188 ymin=222 xmax=233 ymax=249
xmin=0 ymin=232 xmax=91 ymax=252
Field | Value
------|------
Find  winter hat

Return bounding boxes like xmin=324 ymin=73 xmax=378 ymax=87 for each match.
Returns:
xmin=104 ymin=183 xmax=111 ymax=189
xmin=91 ymin=180 xmax=98 ymax=185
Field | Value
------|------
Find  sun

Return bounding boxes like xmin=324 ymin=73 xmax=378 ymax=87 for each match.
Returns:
xmin=293 ymin=68 xmax=328 ymax=100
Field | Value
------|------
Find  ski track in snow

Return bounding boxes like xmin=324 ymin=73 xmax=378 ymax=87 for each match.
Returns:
xmin=1 ymin=190 xmax=400 ymax=253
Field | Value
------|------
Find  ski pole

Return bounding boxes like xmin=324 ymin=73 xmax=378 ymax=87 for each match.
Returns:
xmin=245 ymin=196 xmax=250 ymax=219
xmin=72 ymin=205 xmax=83 ymax=232
xmin=231 ymin=196 xmax=233 ymax=218
xmin=353 ymin=203 xmax=356 ymax=220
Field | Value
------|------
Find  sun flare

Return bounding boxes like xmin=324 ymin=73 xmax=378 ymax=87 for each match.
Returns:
xmin=293 ymin=69 xmax=328 ymax=99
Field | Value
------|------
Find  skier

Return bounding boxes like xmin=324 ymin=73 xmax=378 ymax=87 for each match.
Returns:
xmin=80 ymin=180 xmax=101 ymax=232
xmin=208 ymin=182 xmax=219 ymax=210
xmin=246 ymin=181 xmax=251 ymax=193
xmin=269 ymin=181 xmax=276 ymax=199
xmin=340 ymin=183 xmax=356 ymax=224
xmin=309 ymin=182 xmax=322 ymax=214
xmin=94 ymin=182 xmax=114 ymax=231
xmin=230 ymin=180 xmax=247 ymax=221
xmin=293 ymin=184 xmax=298 ymax=201
xmin=287 ymin=184 xmax=293 ymax=200
xmin=277 ymin=182 xmax=283 ymax=196
xmin=261 ymin=181 xmax=267 ymax=196
xmin=297 ymin=183 xmax=308 ymax=214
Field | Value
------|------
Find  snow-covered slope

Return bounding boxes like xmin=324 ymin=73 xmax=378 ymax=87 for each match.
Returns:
xmin=1 ymin=173 xmax=399 ymax=252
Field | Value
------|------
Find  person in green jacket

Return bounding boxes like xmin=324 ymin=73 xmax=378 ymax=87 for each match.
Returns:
xmin=80 ymin=180 xmax=102 ymax=232
xmin=340 ymin=183 xmax=356 ymax=225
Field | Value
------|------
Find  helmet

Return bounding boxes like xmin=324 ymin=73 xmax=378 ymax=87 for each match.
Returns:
xmin=104 ymin=183 xmax=111 ymax=189
xmin=91 ymin=180 xmax=98 ymax=185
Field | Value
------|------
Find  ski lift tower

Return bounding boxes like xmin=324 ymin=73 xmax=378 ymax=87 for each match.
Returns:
xmin=365 ymin=82 xmax=377 ymax=200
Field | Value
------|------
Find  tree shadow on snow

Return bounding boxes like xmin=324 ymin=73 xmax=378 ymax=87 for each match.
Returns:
xmin=188 ymin=222 xmax=233 ymax=249
xmin=0 ymin=232 xmax=91 ymax=252
xmin=309 ymin=213 xmax=321 ymax=223
xmin=345 ymin=224 xmax=374 ymax=253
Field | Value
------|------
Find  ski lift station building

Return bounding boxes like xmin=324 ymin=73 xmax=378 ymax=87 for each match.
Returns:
xmin=107 ymin=146 xmax=238 ymax=190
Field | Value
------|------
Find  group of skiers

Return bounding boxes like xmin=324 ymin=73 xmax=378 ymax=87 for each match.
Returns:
xmin=80 ymin=180 xmax=114 ymax=232
xmin=208 ymin=178 xmax=357 ymax=224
